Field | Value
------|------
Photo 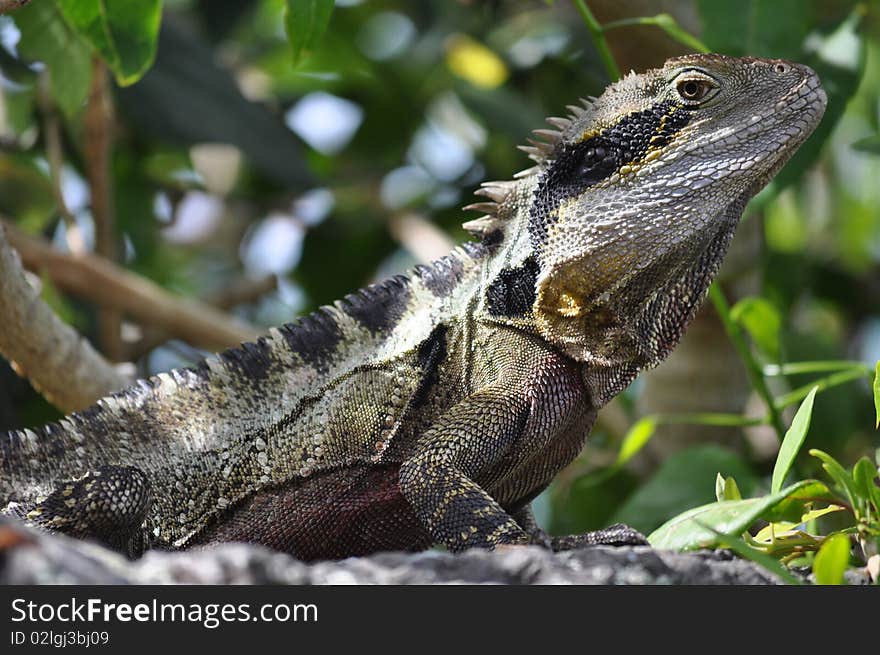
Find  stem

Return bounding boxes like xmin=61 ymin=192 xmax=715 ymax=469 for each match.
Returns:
xmin=774 ymin=368 xmax=870 ymax=410
xmin=601 ymin=14 xmax=711 ymax=54
xmin=708 ymin=283 xmax=786 ymax=440
xmin=655 ymin=412 xmax=765 ymax=428
xmin=572 ymin=0 xmax=620 ymax=81
xmin=37 ymin=73 xmax=77 ymax=229
xmin=601 ymin=17 xmax=655 ymax=30
xmin=84 ymin=57 xmax=123 ymax=361
xmin=763 ymin=361 xmax=872 ymax=376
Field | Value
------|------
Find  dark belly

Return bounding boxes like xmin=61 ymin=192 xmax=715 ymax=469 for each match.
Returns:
xmin=186 ymin=463 xmax=431 ymax=561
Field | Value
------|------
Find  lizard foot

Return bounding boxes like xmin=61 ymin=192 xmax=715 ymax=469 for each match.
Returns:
xmin=546 ymin=523 xmax=649 ymax=551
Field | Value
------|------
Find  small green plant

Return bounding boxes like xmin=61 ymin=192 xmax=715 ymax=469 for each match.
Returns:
xmin=647 ymin=387 xmax=880 ymax=584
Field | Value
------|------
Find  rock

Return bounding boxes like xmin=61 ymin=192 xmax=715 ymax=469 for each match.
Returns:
xmin=0 ymin=516 xmax=820 ymax=585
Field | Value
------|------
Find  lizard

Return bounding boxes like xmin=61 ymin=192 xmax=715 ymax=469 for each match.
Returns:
xmin=0 ymin=54 xmax=826 ymax=561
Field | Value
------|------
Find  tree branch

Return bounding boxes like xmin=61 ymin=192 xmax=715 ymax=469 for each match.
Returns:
xmin=206 ymin=275 xmax=278 ymax=311
xmin=84 ymin=57 xmax=123 ymax=360
xmin=125 ymin=275 xmax=278 ymax=360
xmin=0 ymin=223 xmax=128 ymax=413
xmin=1 ymin=219 xmax=261 ymax=352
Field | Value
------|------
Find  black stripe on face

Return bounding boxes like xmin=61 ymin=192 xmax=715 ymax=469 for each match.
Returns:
xmin=528 ymin=100 xmax=691 ymax=248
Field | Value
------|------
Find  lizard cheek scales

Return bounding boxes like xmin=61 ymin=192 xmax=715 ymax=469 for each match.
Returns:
xmin=0 ymin=55 xmax=826 ymax=560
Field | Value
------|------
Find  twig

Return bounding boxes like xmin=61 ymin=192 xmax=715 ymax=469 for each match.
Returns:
xmin=126 ymin=275 xmax=278 ymax=359
xmin=601 ymin=14 xmax=711 ymax=54
xmin=84 ymin=57 xmax=123 ymax=360
xmin=773 ymin=368 xmax=869 ymax=410
xmin=572 ymin=0 xmax=620 ymax=81
xmin=37 ymin=73 xmax=77 ymax=229
xmin=2 ymin=219 xmax=261 ymax=352
xmin=389 ymin=212 xmax=454 ymax=263
xmin=708 ymin=283 xmax=786 ymax=440
xmin=208 ymin=274 xmax=279 ymax=310
xmin=0 ymin=223 xmax=128 ymax=412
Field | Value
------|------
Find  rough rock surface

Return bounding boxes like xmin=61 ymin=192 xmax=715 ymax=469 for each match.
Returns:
xmin=0 ymin=516 xmax=797 ymax=585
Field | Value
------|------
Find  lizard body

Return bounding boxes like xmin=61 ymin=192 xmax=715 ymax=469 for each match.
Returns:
xmin=0 ymin=55 xmax=826 ymax=559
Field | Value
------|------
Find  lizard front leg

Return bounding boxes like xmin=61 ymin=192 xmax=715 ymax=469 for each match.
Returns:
xmin=399 ymin=389 xmax=533 ymax=552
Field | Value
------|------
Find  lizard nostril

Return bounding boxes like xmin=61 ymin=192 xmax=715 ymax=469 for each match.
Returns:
xmin=774 ymin=63 xmax=789 ymax=74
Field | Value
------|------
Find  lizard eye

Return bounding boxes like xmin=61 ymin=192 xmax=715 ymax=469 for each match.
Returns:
xmin=676 ymin=79 xmax=713 ymax=103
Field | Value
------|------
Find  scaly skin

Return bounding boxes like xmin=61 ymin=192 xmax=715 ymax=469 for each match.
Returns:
xmin=0 ymin=55 xmax=826 ymax=560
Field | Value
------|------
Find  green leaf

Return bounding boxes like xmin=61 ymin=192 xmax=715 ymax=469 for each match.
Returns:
xmin=716 ymin=474 xmax=742 ymax=502
xmin=873 ymin=361 xmax=880 ymax=429
xmin=853 ymin=134 xmax=880 ymax=155
xmin=762 ymin=481 xmax=834 ymax=524
xmin=723 ymin=476 xmax=741 ymax=501
xmin=284 ymin=0 xmax=334 ymax=66
xmin=753 ymin=505 xmax=843 ymax=544
xmin=800 ymin=505 xmax=846 ymax=523
xmin=701 ymin=527 xmax=802 ymax=585
xmin=648 ymin=480 xmax=828 ymax=550
xmin=730 ymin=297 xmax=782 ymax=361
xmin=771 ymin=386 xmax=818 ymax=494
xmin=852 ymin=457 xmax=880 ymax=515
xmin=615 ymin=417 xmax=656 ymax=466
xmin=813 ymin=533 xmax=850 ymax=585
xmin=57 ymin=0 xmax=162 ymax=86
xmin=12 ymin=0 xmax=92 ymax=117
xmin=613 ymin=445 xmax=759 ymax=535
xmin=810 ymin=449 xmax=858 ymax=508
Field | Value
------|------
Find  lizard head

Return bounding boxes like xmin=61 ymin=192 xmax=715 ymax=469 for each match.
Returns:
xmin=527 ymin=54 xmax=826 ymax=398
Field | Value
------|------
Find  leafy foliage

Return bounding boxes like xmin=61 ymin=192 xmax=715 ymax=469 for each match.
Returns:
xmin=13 ymin=1 xmax=92 ymax=116
xmin=57 ymin=0 xmax=162 ymax=86
xmin=285 ymin=0 xmax=334 ymax=66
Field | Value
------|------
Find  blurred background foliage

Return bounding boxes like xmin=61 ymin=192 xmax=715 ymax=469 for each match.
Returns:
xmin=0 ymin=0 xmax=877 ymax=539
